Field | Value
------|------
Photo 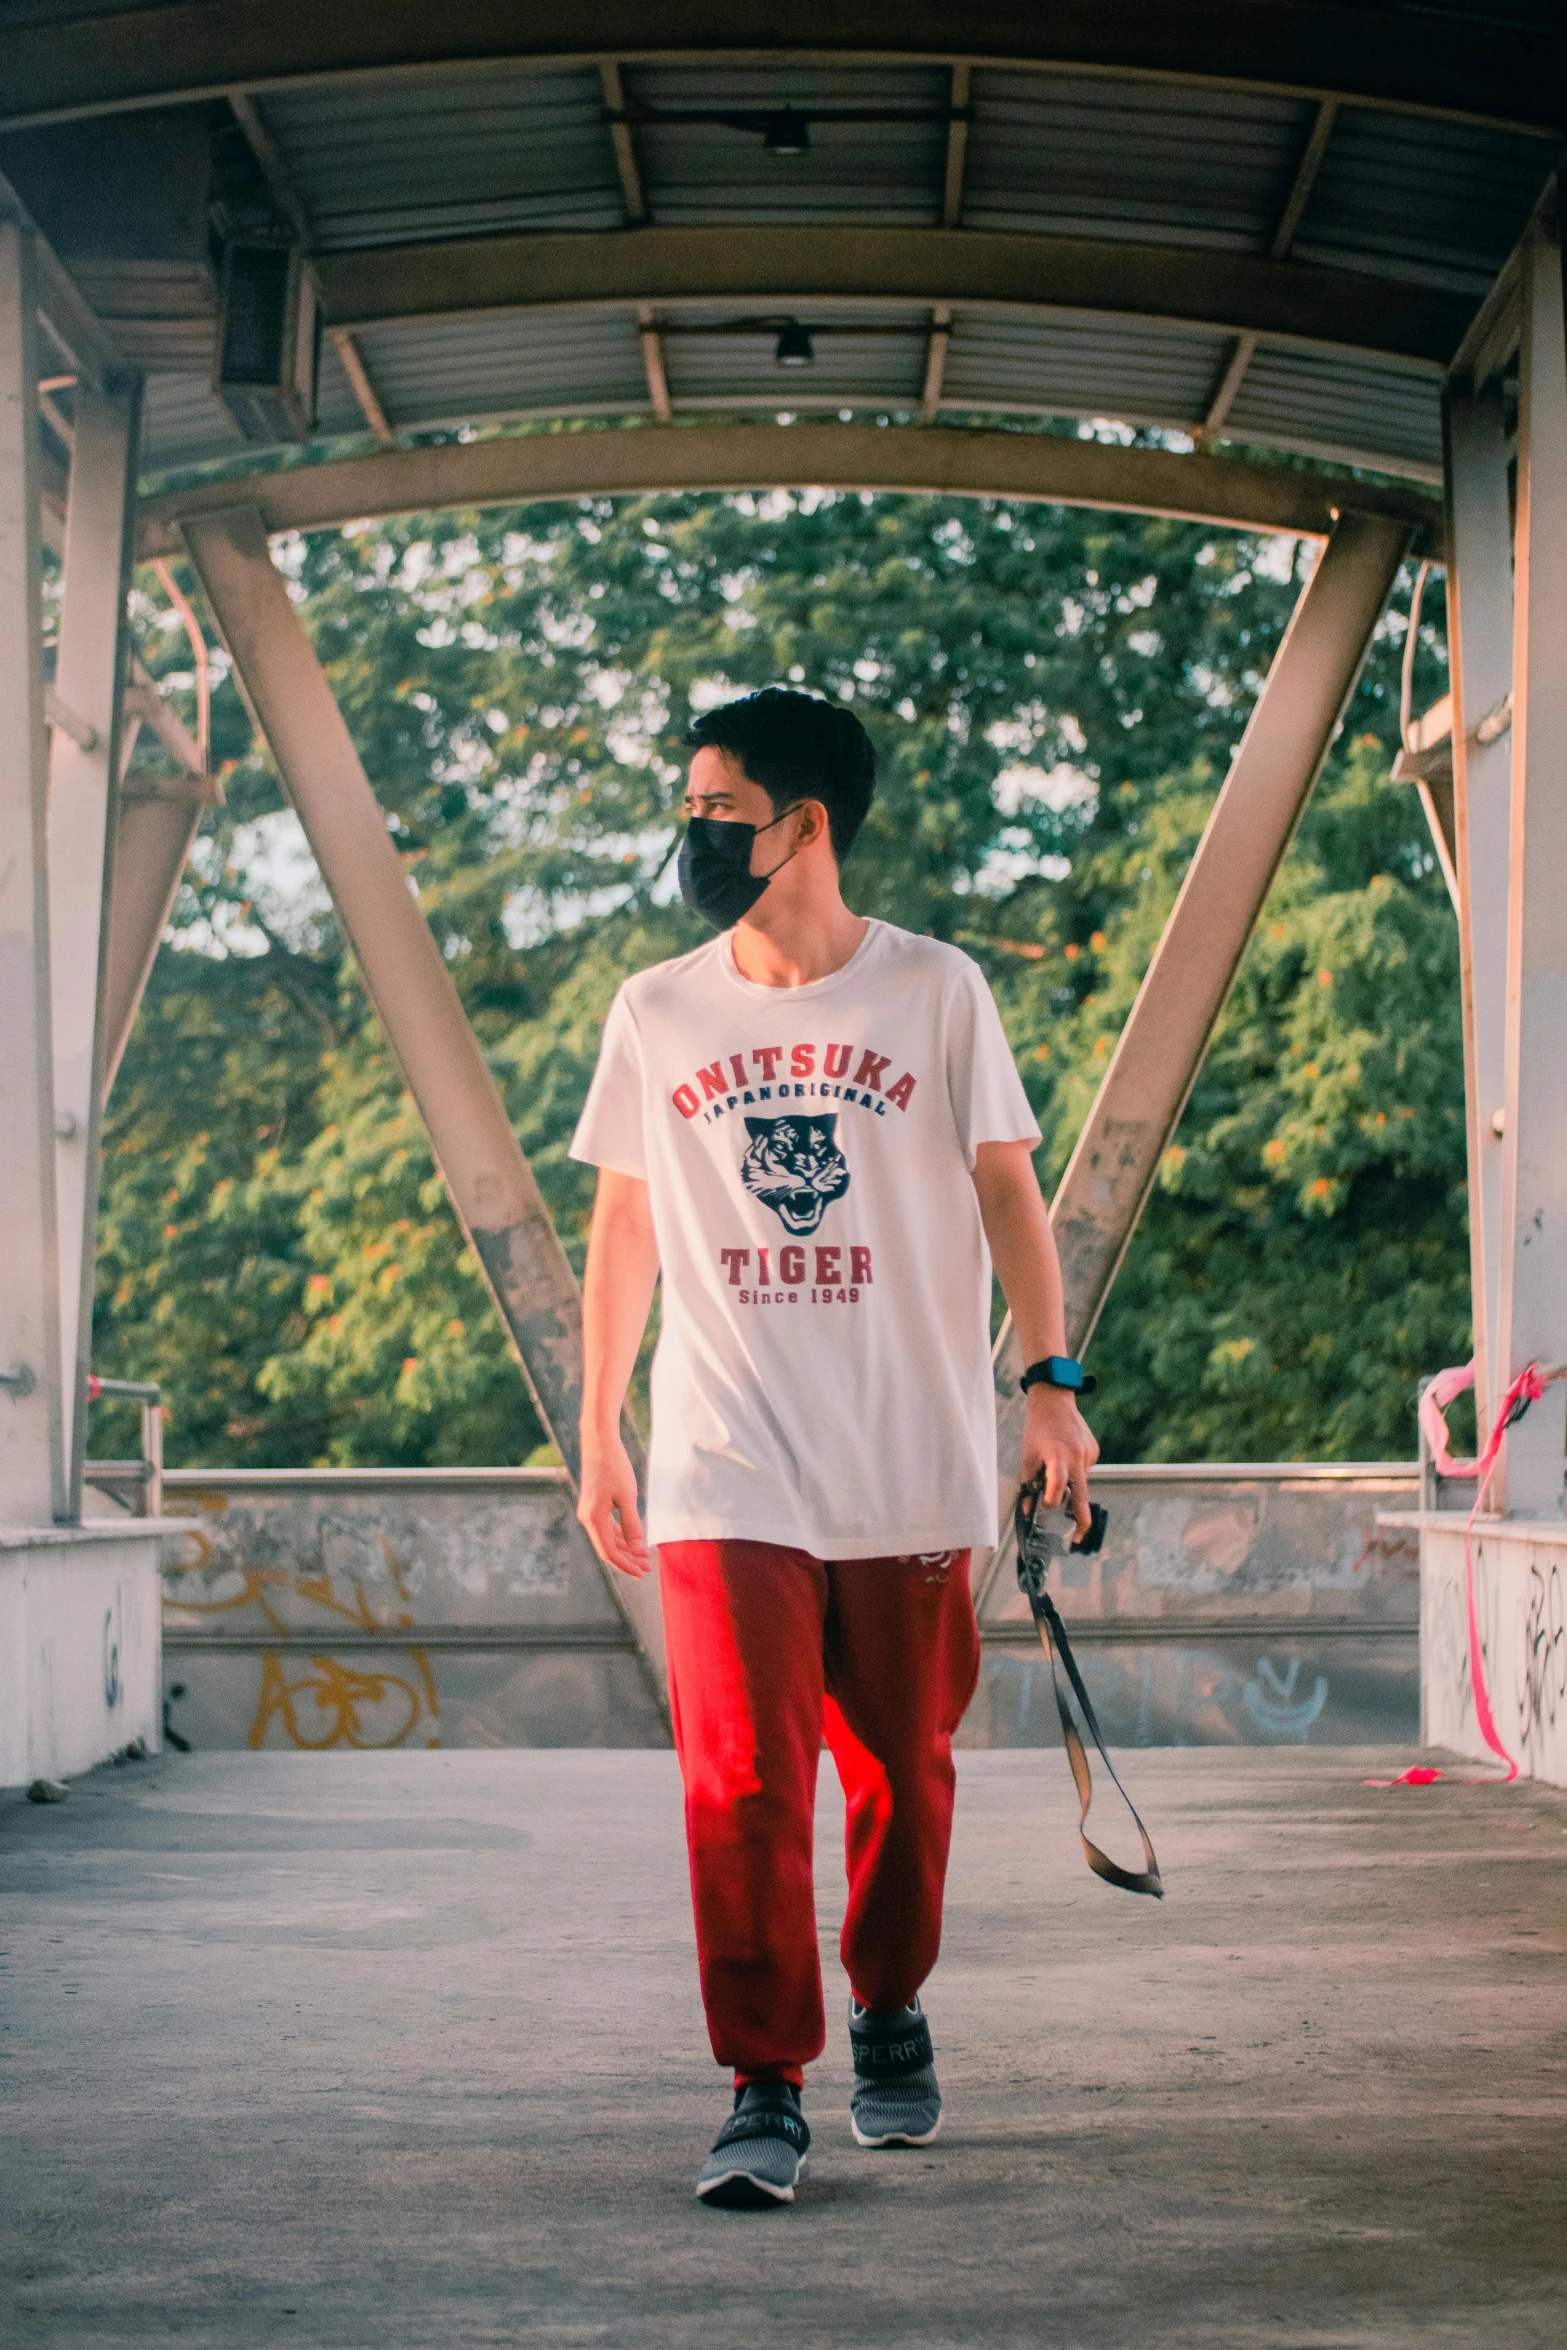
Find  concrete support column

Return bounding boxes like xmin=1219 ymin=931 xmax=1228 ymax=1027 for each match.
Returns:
xmin=0 ymin=220 xmax=65 ymax=1526
xmin=1493 ymin=209 xmax=1567 ymax=1517
xmin=47 ymin=377 xmax=140 ymax=1508
xmin=180 ymin=505 xmax=668 ymax=1710
xmin=1442 ymin=388 xmax=1514 ymax=1450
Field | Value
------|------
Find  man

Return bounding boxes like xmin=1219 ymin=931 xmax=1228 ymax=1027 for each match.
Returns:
xmin=571 ymin=687 xmax=1097 ymax=2209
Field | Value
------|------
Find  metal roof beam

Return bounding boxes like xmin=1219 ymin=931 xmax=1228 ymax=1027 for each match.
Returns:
xmin=941 ymin=64 xmax=970 ymax=229
xmin=636 ymin=304 xmax=672 ymax=421
xmin=1199 ymin=95 xmax=1342 ymax=444
xmin=920 ymin=306 xmax=951 ymax=424
xmin=330 ymin=328 xmax=396 ymax=444
xmin=313 ymin=225 xmax=1471 ymax=369
xmin=598 ymin=59 xmax=648 ymax=226
xmin=1269 ymin=96 xmax=1338 ymax=263
xmin=136 ymin=420 xmax=1441 ymax=560
xmin=226 ymin=90 xmax=313 ymax=245
xmin=3 ymin=4 xmax=1563 ymax=137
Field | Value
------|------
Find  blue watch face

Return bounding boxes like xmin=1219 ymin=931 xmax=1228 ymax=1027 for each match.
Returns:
xmin=1049 ymin=1357 xmax=1084 ymax=1388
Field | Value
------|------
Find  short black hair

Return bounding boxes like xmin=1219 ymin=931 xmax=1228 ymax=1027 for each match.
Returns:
xmin=685 ymin=687 xmax=876 ymax=865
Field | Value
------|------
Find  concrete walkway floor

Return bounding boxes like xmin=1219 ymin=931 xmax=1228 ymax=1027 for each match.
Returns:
xmin=1 ymin=1746 xmax=1563 ymax=2350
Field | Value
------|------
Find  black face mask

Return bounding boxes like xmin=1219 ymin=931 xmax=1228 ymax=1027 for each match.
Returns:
xmin=677 ymin=809 xmax=799 ymax=931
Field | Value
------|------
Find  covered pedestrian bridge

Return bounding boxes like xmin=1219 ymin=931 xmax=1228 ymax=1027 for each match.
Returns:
xmin=1 ymin=9 xmax=1565 ymax=2333
xmin=4 ymin=2 xmax=1563 ymax=1769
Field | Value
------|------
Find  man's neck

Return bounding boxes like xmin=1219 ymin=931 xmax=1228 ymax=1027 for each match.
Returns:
xmin=729 ymin=887 xmax=870 ymax=990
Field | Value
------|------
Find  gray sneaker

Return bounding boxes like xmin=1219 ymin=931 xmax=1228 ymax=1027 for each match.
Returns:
xmin=848 ymin=1997 xmax=943 ymax=2148
xmin=695 ymin=2082 xmax=811 ymax=2209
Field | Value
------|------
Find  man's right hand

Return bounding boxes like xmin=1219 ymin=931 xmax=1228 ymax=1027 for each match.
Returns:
xmin=577 ymin=1433 xmax=652 ymax=1578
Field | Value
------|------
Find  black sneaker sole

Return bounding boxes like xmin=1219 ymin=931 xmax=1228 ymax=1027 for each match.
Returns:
xmin=695 ymin=2156 xmax=805 ymax=2209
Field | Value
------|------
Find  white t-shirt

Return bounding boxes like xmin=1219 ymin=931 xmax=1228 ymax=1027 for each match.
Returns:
xmin=569 ymin=918 xmax=1041 ymax=1559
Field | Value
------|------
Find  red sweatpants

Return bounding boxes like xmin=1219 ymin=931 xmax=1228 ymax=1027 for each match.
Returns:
xmin=658 ymin=1540 xmax=981 ymax=2085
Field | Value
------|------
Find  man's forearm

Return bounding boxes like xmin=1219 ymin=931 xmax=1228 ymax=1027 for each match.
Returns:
xmin=972 ymin=1139 xmax=1098 ymax=1531
xmin=581 ymin=1173 xmax=660 ymax=1446
xmin=972 ymin=1142 xmax=1069 ymax=1361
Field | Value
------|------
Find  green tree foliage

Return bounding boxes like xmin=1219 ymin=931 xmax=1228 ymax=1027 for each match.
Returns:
xmin=94 ymin=453 xmax=1457 ymax=1465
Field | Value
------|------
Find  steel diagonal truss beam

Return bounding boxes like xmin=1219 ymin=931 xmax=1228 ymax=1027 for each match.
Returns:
xmin=104 ymin=668 xmax=219 ymax=1097
xmin=137 ymin=423 xmax=1440 ymax=561
xmin=1048 ymin=509 xmax=1412 ymax=1350
xmin=312 ymin=226 xmax=1471 ymax=369
xmin=3 ymin=4 xmax=1563 ymax=135
xmin=979 ymin=507 xmax=1410 ymax=1605
xmin=178 ymin=505 xmax=670 ymax=1719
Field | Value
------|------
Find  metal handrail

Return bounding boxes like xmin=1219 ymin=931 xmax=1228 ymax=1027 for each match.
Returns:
xmin=85 ymin=1375 xmax=163 ymax=1519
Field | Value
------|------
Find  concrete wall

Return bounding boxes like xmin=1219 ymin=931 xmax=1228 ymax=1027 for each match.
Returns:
xmin=0 ymin=1529 xmax=162 ymax=1784
xmin=154 ymin=1463 xmax=1423 ymax=1752
xmin=158 ymin=1469 xmax=665 ymax=1753
xmin=1420 ymin=1520 xmax=1567 ymax=1785
xmin=971 ymin=1462 xmax=1423 ymax=1748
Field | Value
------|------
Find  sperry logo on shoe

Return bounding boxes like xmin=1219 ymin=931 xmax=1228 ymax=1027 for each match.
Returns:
xmin=856 ymin=2034 xmax=928 ymax=2073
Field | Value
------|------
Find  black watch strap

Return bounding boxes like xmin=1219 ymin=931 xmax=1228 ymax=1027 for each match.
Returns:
xmin=1019 ymin=1355 xmax=1097 ymax=1397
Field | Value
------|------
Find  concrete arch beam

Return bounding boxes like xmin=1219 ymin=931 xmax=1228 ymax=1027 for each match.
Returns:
xmin=139 ymin=420 xmax=1441 ymax=561
xmin=312 ymin=226 xmax=1472 ymax=371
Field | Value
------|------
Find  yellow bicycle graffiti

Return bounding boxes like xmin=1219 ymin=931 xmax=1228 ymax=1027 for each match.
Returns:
xmin=249 ymin=1647 xmax=441 ymax=1751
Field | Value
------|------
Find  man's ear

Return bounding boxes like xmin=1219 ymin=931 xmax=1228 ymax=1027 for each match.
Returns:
xmin=799 ymin=797 xmax=831 ymax=850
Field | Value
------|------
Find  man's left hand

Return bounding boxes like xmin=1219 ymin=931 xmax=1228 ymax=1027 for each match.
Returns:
xmin=1021 ymin=1385 xmax=1100 ymax=1540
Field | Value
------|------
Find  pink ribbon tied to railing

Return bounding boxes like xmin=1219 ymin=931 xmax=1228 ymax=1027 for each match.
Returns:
xmin=1415 ymin=1357 xmax=1565 ymax=1784
xmin=1418 ymin=1359 xmax=1547 ymax=1484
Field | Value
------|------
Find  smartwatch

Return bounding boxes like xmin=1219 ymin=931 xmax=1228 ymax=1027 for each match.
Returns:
xmin=1019 ymin=1355 xmax=1097 ymax=1397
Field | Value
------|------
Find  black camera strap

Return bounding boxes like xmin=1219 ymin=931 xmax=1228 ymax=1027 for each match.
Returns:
xmin=1014 ymin=1482 xmax=1163 ymax=1900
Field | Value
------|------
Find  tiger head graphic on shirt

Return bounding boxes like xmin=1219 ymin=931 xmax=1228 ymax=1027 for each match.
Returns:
xmin=739 ymin=1114 xmax=850 ymax=1235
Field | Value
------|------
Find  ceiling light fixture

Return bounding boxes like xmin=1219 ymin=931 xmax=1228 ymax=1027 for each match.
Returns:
xmin=774 ymin=322 xmax=816 ymax=368
xmin=762 ymin=109 xmax=811 ymax=157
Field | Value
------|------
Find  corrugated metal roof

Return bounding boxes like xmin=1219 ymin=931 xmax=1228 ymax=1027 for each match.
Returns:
xmin=137 ymin=372 xmax=249 ymax=476
xmin=1291 ymin=106 xmax=1555 ymax=295
xmin=1225 ymin=347 xmax=1442 ymax=477
xmin=352 ymin=308 xmax=647 ymax=433
xmin=941 ymin=310 xmax=1230 ymax=433
xmin=626 ymin=63 xmax=950 ymax=228
xmin=254 ymin=67 xmax=624 ymax=252
xmin=963 ymin=73 xmax=1313 ymax=252
xmin=113 ymin=48 xmax=1547 ymax=489
xmin=64 ymin=258 xmax=212 ymax=372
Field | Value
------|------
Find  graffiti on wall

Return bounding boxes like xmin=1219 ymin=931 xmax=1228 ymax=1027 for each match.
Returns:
xmin=1520 ymin=1554 xmax=1566 ymax=1765
xmin=165 ymin=1513 xmax=441 ymax=1751
xmin=247 ymin=1646 xmax=441 ymax=1751
xmin=969 ymin=1637 xmax=1405 ymax=1749
xmin=1241 ymin=1656 xmax=1329 ymax=1738
xmin=1421 ymin=1532 xmax=1567 ymax=1783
